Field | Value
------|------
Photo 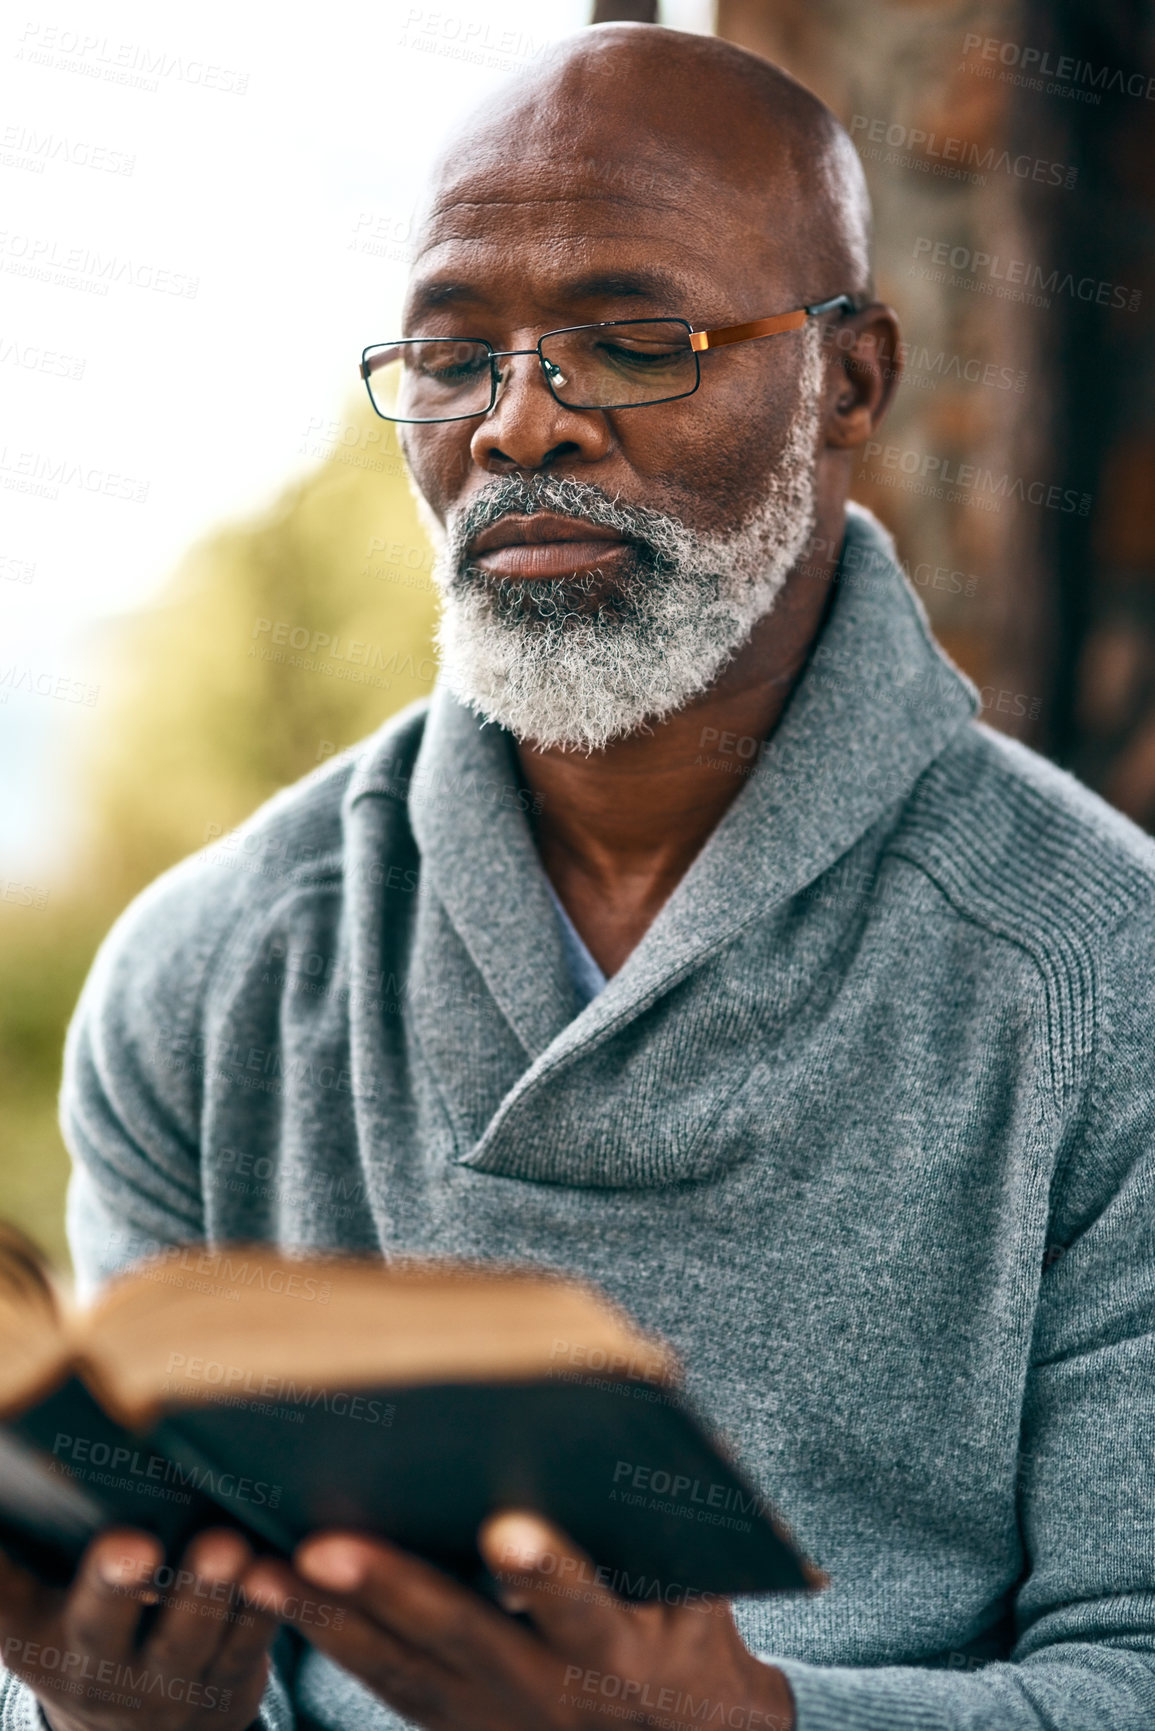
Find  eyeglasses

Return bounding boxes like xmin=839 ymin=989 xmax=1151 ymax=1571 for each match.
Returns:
xmin=359 ymin=295 xmax=855 ymax=424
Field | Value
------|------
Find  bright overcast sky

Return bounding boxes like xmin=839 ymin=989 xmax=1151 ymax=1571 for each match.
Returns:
xmin=0 ymin=0 xmax=713 ymax=870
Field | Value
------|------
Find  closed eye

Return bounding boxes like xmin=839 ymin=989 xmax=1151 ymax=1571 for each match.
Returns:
xmin=595 ymin=340 xmax=687 ymax=369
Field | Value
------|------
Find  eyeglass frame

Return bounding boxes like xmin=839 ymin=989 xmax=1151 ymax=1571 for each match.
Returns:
xmin=359 ymin=294 xmax=857 ymax=423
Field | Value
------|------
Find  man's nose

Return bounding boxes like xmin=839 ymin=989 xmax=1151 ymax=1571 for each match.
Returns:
xmin=469 ymin=351 xmax=612 ymax=473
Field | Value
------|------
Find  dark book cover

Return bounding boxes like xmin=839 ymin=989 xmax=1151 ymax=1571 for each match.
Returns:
xmin=2 ymin=1375 xmax=812 ymax=1602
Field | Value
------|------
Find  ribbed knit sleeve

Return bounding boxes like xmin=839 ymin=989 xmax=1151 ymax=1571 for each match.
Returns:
xmin=765 ymin=894 xmax=1155 ymax=1728
xmin=0 ymin=1671 xmax=46 ymax=1731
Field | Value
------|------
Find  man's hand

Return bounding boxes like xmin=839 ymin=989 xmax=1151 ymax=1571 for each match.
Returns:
xmin=243 ymin=1511 xmax=796 ymax=1731
xmin=0 ymin=1527 xmax=280 ymax=1731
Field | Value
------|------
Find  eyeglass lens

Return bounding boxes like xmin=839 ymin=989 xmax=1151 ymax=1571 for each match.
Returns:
xmin=363 ymin=321 xmax=697 ymax=422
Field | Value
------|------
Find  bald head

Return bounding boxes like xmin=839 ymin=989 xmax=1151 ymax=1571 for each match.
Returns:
xmin=421 ymin=23 xmax=872 ymax=306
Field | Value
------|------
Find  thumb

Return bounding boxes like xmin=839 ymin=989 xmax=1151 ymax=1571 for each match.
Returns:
xmin=478 ymin=1511 xmax=626 ymax=1647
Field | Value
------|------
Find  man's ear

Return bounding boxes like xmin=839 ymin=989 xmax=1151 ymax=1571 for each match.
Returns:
xmin=821 ymin=304 xmax=902 ymax=449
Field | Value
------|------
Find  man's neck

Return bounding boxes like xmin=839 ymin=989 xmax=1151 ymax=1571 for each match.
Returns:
xmin=515 ymin=521 xmax=842 ymax=977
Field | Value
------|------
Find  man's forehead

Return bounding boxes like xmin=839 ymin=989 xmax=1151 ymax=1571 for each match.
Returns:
xmin=421 ymin=133 xmax=793 ymax=229
xmin=405 ymin=250 xmax=718 ymax=323
xmin=405 ymin=207 xmax=790 ymax=319
xmin=417 ymin=177 xmax=707 ymax=255
xmin=411 ymin=151 xmax=794 ymax=281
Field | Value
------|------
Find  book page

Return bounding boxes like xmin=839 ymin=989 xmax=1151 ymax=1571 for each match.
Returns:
xmin=74 ymin=1252 xmax=678 ymax=1428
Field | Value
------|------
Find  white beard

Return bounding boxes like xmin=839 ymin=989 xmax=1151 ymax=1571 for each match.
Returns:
xmin=425 ymin=320 xmax=825 ymax=754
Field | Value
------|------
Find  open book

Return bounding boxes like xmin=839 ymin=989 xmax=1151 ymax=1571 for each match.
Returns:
xmin=0 ymin=1223 xmax=818 ymax=1602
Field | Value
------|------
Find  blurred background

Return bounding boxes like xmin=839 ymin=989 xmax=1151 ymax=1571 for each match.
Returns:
xmin=2 ymin=0 xmax=1153 ymax=1265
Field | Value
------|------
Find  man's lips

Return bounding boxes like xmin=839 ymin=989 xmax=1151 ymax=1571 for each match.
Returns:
xmin=467 ymin=512 xmax=631 ymax=580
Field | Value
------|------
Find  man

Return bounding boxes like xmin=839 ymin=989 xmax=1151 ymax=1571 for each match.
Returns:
xmin=3 ymin=20 xmax=1154 ymax=1731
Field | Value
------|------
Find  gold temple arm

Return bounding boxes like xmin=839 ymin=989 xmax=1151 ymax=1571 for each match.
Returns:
xmin=689 ymin=295 xmax=854 ymax=354
xmin=690 ymin=310 xmax=806 ymax=352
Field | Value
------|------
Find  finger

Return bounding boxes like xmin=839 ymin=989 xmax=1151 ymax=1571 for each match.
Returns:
xmin=210 ymin=1592 xmax=282 ymax=1730
xmin=61 ymin=1529 xmax=163 ymax=1666
xmin=244 ymin=1555 xmax=533 ymax=1728
xmin=479 ymin=1512 xmax=631 ymax=1648
xmin=212 ymin=1572 xmax=281 ymax=1680
xmin=241 ymin=1556 xmax=345 ymax=1622
xmin=144 ymin=1528 xmax=252 ymax=1675
xmin=291 ymin=1533 xmax=530 ymax=1670
xmin=243 ymin=1557 xmax=423 ymax=1680
xmin=241 ymin=1556 xmax=356 ymax=1641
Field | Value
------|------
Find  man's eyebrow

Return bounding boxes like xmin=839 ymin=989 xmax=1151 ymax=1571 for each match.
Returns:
xmin=554 ymin=270 xmax=689 ymax=304
xmin=409 ymin=281 xmax=475 ymax=312
xmin=407 ymin=268 xmax=691 ymax=315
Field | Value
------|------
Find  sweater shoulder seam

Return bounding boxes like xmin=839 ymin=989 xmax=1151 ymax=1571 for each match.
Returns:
xmin=883 ymin=838 xmax=1095 ymax=1107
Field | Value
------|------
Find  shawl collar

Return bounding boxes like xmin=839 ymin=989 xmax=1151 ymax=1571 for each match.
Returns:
xmin=347 ymin=505 xmax=979 ymax=1181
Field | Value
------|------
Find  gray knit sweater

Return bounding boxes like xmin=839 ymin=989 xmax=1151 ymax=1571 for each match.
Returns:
xmin=4 ymin=504 xmax=1155 ymax=1730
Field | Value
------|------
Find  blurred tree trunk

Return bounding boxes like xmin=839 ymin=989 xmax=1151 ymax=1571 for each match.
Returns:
xmin=1019 ymin=0 xmax=1155 ymax=826
xmin=718 ymin=0 xmax=1155 ymax=828
xmin=591 ymin=2 xmax=658 ymax=20
xmin=717 ymin=1 xmax=1051 ymax=753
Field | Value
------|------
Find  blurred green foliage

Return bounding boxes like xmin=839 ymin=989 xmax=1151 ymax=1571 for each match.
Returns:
xmin=0 ymin=401 xmax=438 ymax=1267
